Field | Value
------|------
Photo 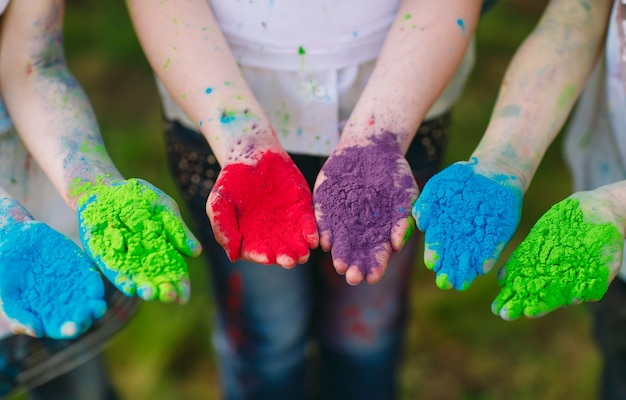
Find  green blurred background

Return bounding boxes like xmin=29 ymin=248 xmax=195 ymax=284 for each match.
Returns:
xmin=19 ymin=0 xmax=603 ymax=399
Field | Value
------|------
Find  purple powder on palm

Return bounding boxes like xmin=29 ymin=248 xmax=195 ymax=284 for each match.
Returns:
xmin=314 ymin=132 xmax=416 ymax=277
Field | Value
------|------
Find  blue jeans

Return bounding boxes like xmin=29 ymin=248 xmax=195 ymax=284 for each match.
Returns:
xmin=590 ymin=277 xmax=626 ymax=400
xmin=164 ymin=114 xmax=450 ymax=399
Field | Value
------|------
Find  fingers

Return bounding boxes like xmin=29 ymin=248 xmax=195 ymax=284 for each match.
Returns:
xmin=390 ymin=217 xmax=415 ymax=252
xmin=90 ymin=299 xmax=108 ymax=320
xmin=331 ymin=242 xmax=391 ymax=285
xmin=99 ymin=264 xmax=137 ymax=297
xmin=412 ymin=183 xmax=433 ymax=232
xmin=8 ymin=311 xmax=40 ymax=338
xmin=207 ymin=194 xmax=242 ymax=262
xmin=160 ymin=209 xmax=203 ymax=258
xmin=299 ymin=213 xmax=320 ymax=250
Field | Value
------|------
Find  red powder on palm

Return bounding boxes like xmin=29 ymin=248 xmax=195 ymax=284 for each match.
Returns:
xmin=211 ymin=151 xmax=317 ymax=262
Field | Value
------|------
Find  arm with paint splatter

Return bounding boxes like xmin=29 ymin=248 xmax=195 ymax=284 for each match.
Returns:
xmin=0 ymin=0 xmax=201 ymax=303
xmin=0 ymin=186 xmax=106 ymax=339
xmin=127 ymin=0 xmax=319 ymax=268
xmin=313 ymin=0 xmax=482 ymax=285
xmin=413 ymin=0 xmax=612 ymax=291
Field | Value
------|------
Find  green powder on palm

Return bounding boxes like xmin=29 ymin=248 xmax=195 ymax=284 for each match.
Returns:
xmin=74 ymin=178 xmax=190 ymax=301
xmin=493 ymin=198 xmax=622 ymax=319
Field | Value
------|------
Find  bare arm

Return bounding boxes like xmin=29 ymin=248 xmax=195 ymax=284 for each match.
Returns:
xmin=126 ymin=0 xmax=281 ymax=166
xmin=0 ymin=0 xmax=122 ymax=210
xmin=342 ymin=0 xmax=483 ymax=150
xmin=472 ymin=0 xmax=612 ymax=190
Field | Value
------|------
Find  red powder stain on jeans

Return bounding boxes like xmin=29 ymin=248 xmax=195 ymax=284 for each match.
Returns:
xmin=210 ymin=151 xmax=317 ymax=262
xmin=347 ymin=321 xmax=375 ymax=342
xmin=225 ymin=271 xmax=245 ymax=346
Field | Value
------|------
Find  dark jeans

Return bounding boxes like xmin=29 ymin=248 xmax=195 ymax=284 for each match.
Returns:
xmin=590 ymin=277 xmax=626 ymax=400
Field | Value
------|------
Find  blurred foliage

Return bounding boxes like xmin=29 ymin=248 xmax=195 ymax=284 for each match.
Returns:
xmin=15 ymin=0 xmax=603 ymax=399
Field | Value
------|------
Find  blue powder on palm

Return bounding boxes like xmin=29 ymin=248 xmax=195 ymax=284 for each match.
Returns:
xmin=413 ymin=160 xmax=522 ymax=290
xmin=0 ymin=221 xmax=106 ymax=339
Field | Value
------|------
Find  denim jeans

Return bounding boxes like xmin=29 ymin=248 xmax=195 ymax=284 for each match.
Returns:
xmin=590 ymin=277 xmax=626 ymax=400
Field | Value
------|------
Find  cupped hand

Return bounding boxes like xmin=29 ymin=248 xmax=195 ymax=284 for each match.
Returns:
xmin=206 ymin=150 xmax=319 ymax=268
xmin=0 ymin=220 xmax=106 ymax=339
xmin=412 ymin=158 xmax=523 ymax=290
xmin=493 ymin=190 xmax=624 ymax=320
xmin=74 ymin=177 xmax=201 ymax=303
xmin=313 ymin=132 xmax=418 ymax=285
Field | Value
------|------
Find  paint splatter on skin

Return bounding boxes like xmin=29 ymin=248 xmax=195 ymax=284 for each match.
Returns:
xmin=413 ymin=159 xmax=523 ymax=290
xmin=207 ymin=151 xmax=318 ymax=267
xmin=457 ymin=18 xmax=466 ymax=32
xmin=493 ymin=195 xmax=623 ymax=320
xmin=205 ymin=87 xmax=213 ymax=94
xmin=220 ymin=109 xmax=254 ymax=125
xmin=496 ymin=104 xmax=521 ymax=118
xmin=0 ymin=197 xmax=106 ymax=339
xmin=313 ymin=132 xmax=418 ymax=284
xmin=72 ymin=177 xmax=201 ymax=303
xmin=578 ymin=0 xmax=591 ymax=11
xmin=402 ymin=13 xmax=412 ymax=20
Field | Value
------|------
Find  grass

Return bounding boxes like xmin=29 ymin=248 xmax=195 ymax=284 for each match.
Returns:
xmin=13 ymin=0 xmax=603 ymax=399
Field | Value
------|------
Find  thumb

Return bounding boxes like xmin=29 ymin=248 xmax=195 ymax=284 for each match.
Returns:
xmin=160 ymin=208 xmax=202 ymax=257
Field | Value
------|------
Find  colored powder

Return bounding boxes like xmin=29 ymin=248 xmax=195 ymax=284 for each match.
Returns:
xmin=493 ymin=198 xmax=622 ymax=319
xmin=313 ymin=132 xmax=416 ymax=277
xmin=74 ymin=178 xmax=191 ymax=302
xmin=210 ymin=151 xmax=317 ymax=262
xmin=0 ymin=221 xmax=106 ymax=339
xmin=413 ymin=160 xmax=522 ymax=290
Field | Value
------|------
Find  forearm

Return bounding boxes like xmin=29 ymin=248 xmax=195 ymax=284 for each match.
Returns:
xmin=473 ymin=0 xmax=611 ymax=191
xmin=0 ymin=0 xmax=122 ymax=210
xmin=343 ymin=0 xmax=482 ymax=152
xmin=127 ymin=0 xmax=279 ymax=165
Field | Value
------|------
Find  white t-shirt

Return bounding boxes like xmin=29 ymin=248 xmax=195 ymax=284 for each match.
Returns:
xmin=158 ymin=0 xmax=476 ymax=156
xmin=564 ymin=1 xmax=626 ymax=280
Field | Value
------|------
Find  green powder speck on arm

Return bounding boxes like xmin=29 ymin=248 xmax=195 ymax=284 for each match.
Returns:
xmin=493 ymin=198 xmax=622 ymax=320
xmin=75 ymin=178 xmax=190 ymax=301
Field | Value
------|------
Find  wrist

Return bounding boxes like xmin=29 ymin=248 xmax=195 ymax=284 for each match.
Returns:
xmin=342 ymin=108 xmax=422 ymax=154
xmin=0 ymin=198 xmax=33 ymax=230
xmin=470 ymin=149 xmax=532 ymax=193
xmin=202 ymin=117 xmax=285 ymax=166
xmin=67 ymin=173 xmax=123 ymax=209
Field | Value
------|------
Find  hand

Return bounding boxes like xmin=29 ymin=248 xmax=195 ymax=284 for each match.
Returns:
xmin=0 ymin=220 xmax=106 ymax=339
xmin=412 ymin=158 xmax=523 ymax=290
xmin=206 ymin=150 xmax=319 ymax=268
xmin=313 ymin=133 xmax=418 ymax=285
xmin=492 ymin=190 xmax=624 ymax=320
xmin=74 ymin=177 xmax=202 ymax=303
